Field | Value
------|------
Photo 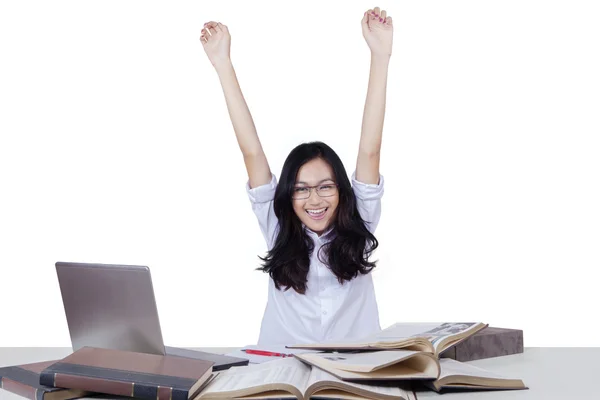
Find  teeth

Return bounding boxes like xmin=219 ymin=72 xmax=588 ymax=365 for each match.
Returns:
xmin=307 ymin=208 xmax=327 ymax=215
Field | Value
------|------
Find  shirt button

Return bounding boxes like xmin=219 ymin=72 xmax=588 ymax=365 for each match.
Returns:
xmin=322 ymin=310 xmax=327 ymax=315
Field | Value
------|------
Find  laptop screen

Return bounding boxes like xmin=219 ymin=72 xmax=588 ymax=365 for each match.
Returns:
xmin=55 ymin=261 xmax=166 ymax=355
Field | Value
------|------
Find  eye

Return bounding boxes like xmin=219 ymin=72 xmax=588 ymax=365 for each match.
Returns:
xmin=294 ymin=187 xmax=308 ymax=193
xmin=320 ymin=184 xmax=335 ymax=190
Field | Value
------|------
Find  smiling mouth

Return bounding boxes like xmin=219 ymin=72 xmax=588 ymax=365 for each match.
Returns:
xmin=306 ymin=207 xmax=328 ymax=220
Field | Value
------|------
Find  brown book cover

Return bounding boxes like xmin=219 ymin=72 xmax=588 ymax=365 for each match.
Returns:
xmin=39 ymin=347 xmax=214 ymax=400
xmin=0 ymin=360 xmax=88 ymax=400
xmin=440 ymin=327 xmax=524 ymax=362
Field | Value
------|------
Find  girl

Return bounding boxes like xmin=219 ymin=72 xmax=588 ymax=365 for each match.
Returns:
xmin=200 ymin=6 xmax=393 ymax=345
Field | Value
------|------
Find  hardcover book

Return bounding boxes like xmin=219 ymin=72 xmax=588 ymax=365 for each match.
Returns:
xmin=0 ymin=360 xmax=88 ymax=400
xmin=39 ymin=347 xmax=214 ymax=400
xmin=440 ymin=327 xmax=524 ymax=361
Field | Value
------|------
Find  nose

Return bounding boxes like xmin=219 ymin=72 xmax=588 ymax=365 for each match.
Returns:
xmin=307 ymin=188 xmax=323 ymax=204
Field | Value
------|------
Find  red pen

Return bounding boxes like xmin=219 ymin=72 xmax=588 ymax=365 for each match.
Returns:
xmin=242 ymin=349 xmax=293 ymax=358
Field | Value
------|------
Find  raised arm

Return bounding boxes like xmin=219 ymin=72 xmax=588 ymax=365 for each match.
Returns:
xmin=356 ymin=7 xmax=394 ymax=184
xmin=200 ymin=21 xmax=272 ymax=188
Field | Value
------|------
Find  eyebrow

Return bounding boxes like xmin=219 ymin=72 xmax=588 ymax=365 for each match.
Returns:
xmin=295 ymin=178 xmax=335 ymax=185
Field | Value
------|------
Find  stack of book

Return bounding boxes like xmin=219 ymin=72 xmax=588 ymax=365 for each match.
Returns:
xmin=0 ymin=322 xmax=527 ymax=400
xmin=196 ymin=322 xmax=528 ymax=400
xmin=0 ymin=347 xmax=215 ymax=400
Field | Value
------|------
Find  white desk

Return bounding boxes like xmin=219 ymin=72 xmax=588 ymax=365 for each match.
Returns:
xmin=0 ymin=347 xmax=597 ymax=400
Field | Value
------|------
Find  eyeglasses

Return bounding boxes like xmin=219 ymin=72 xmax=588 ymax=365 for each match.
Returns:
xmin=292 ymin=183 xmax=338 ymax=200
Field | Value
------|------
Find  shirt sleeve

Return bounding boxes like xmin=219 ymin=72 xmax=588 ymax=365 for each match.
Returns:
xmin=351 ymin=170 xmax=385 ymax=234
xmin=246 ymin=173 xmax=280 ymax=250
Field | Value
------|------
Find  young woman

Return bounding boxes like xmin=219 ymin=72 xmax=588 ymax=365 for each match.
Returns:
xmin=200 ymin=6 xmax=393 ymax=345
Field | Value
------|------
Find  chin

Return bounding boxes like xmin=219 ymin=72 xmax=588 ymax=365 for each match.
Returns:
xmin=305 ymin=218 xmax=331 ymax=234
xmin=295 ymin=209 xmax=336 ymax=234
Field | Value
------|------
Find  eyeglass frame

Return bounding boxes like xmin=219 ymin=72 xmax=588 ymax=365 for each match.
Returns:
xmin=291 ymin=182 xmax=339 ymax=200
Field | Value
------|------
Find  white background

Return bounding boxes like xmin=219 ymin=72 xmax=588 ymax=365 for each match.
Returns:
xmin=1 ymin=0 xmax=598 ymax=347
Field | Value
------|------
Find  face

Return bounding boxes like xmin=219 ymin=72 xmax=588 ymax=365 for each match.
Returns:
xmin=292 ymin=158 xmax=340 ymax=236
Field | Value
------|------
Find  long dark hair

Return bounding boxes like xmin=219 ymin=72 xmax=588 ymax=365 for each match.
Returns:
xmin=257 ymin=141 xmax=379 ymax=294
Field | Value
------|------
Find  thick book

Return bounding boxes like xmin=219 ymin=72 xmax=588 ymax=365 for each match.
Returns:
xmin=293 ymin=350 xmax=440 ymax=381
xmin=39 ymin=347 xmax=214 ymax=400
xmin=0 ymin=360 xmax=88 ymax=400
xmin=426 ymin=358 xmax=527 ymax=392
xmin=288 ymin=322 xmax=488 ymax=358
xmin=440 ymin=327 xmax=524 ymax=361
xmin=197 ymin=357 xmax=417 ymax=400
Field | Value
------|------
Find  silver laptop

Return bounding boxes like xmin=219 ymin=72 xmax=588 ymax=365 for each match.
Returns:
xmin=55 ymin=261 xmax=248 ymax=370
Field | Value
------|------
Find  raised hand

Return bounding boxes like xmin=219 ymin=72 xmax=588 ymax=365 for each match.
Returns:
xmin=200 ymin=21 xmax=231 ymax=69
xmin=361 ymin=6 xmax=393 ymax=57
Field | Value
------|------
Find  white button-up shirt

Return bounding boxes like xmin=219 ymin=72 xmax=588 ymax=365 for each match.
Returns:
xmin=246 ymin=171 xmax=384 ymax=345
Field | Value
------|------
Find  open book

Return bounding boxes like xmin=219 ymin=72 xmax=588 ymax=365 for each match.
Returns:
xmin=294 ymin=350 xmax=440 ymax=381
xmin=289 ymin=322 xmax=488 ymax=358
xmin=196 ymin=357 xmax=416 ymax=400
xmin=426 ymin=358 xmax=527 ymax=392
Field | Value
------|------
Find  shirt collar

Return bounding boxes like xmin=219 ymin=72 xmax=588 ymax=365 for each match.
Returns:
xmin=302 ymin=224 xmax=335 ymax=239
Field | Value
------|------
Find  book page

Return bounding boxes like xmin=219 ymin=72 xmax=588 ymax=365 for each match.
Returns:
xmin=416 ymin=323 xmax=481 ymax=353
xmin=305 ymin=366 xmax=411 ymax=399
xmin=366 ymin=323 xmax=444 ymax=340
xmin=299 ymin=350 xmax=423 ymax=372
xmin=367 ymin=322 xmax=481 ymax=353
xmin=290 ymin=323 xmax=483 ymax=351
xmin=438 ymin=358 xmax=521 ymax=381
xmin=199 ymin=358 xmax=310 ymax=396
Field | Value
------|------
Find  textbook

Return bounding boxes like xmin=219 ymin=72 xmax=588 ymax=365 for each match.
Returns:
xmin=294 ymin=352 xmax=527 ymax=393
xmin=197 ymin=357 xmax=416 ymax=400
xmin=426 ymin=358 xmax=527 ymax=392
xmin=39 ymin=347 xmax=214 ymax=400
xmin=293 ymin=350 xmax=440 ymax=381
xmin=289 ymin=322 xmax=488 ymax=358
xmin=0 ymin=360 xmax=88 ymax=400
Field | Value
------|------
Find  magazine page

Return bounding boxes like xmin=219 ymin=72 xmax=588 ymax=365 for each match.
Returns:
xmin=198 ymin=357 xmax=310 ymax=398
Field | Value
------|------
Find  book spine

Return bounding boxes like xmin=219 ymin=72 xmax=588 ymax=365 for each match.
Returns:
xmin=1 ymin=377 xmax=47 ymax=400
xmin=39 ymin=371 xmax=188 ymax=400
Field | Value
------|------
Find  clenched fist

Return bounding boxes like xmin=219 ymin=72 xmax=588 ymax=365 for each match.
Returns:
xmin=200 ymin=21 xmax=231 ymax=69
